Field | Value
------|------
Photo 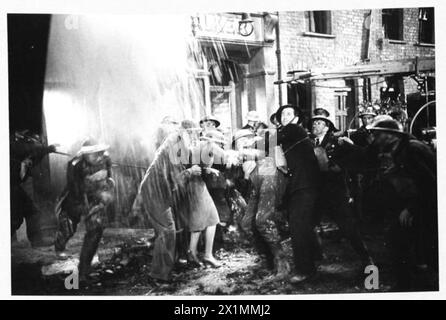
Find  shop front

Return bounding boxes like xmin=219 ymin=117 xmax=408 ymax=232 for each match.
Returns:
xmin=190 ymin=12 xmax=279 ymax=133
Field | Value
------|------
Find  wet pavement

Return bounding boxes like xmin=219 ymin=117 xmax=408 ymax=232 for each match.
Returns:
xmin=11 ymin=222 xmax=438 ymax=296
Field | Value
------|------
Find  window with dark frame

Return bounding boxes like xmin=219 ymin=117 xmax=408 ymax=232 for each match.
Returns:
xmin=419 ymin=8 xmax=435 ymax=44
xmin=306 ymin=11 xmax=332 ymax=35
xmin=287 ymin=82 xmax=312 ymax=128
xmin=381 ymin=76 xmax=405 ymax=102
xmin=334 ymin=93 xmax=348 ymax=132
xmin=382 ymin=8 xmax=404 ymax=41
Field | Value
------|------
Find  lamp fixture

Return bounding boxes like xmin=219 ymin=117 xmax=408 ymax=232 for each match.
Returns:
xmin=238 ymin=13 xmax=254 ymax=37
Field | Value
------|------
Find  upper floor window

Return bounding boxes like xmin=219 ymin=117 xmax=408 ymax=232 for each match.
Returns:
xmin=380 ymin=76 xmax=404 ymax=101
xmin=382 ymin=8 xmax=404 ymax=41
xmin=306 ymin=11 xmax=332 ymax=35
xmin=419 ymin=8 xmax=435 ymax=44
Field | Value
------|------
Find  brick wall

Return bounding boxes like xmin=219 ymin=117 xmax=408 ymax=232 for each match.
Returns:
xmin=368 ymin=8 xmax=435 ymax=62
xmin=278 ymin=8 xmax=435 ymax=73
xmin=277 ymin=8 xmax=435 ymax=115
xmin=279 ymin=10 xmax=367 ymax=73
xmin=368 ymin=8 xmax=435 ymax=99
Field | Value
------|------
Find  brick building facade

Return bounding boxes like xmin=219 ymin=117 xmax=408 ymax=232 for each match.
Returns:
xmin=277 ymin=8 xmax=435 ymax=130
xmin=192 ymin=8 xmax=435 ymax=132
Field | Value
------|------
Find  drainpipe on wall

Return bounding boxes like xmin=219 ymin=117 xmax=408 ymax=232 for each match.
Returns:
xmin=363 ymin=9 xmax=372 ymax=62
xmin=361 ymin=10 xmax=372 ymax=103
xmin=275 ymin=12 xmax=282 ymax=106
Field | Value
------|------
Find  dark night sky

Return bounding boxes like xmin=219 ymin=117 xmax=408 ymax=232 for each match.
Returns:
xmin=8 ymin=14 xmax=51 ymax=134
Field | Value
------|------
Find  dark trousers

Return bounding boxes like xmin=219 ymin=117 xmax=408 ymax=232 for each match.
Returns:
xmin=55 ymin=187 xmax=113 ymax=277
xmin=287 ymin=188 xmax=318 ymax=275
xmin=315 ymin=180 xmax=371 ymax=263
xmin=387 ymin=220 xmax=415 ymax=290
xmin=54 ymin=198 xmax=84 ymax=252
xmin=10 ymin=185 xmax=41 ymax=243
xmin=387 ymin=207 xmax=438 ymax=291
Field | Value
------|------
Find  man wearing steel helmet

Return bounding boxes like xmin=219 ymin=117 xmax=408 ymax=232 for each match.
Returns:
xmin=54 ymin=138 xmax=115 ymax=282
xmin=199 ymin=115 xmax=221 ymax=134
xmin=347 ymin=106 xmax=377 ymax=224
xmin=338 ymin=118 xmax=437 ymax=290
xmin=242 ymin=110 xmax=261 ymax=132
xmin=350 ymin=106 xmax=377 ymax=147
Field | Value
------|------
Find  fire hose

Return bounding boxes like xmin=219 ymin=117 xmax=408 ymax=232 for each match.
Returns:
xmin=54 ymin=151 xmax=148 ymax=170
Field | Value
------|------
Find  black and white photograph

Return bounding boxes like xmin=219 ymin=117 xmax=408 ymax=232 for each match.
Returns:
xmin=6 ymin=2 xmax=440 ymax=297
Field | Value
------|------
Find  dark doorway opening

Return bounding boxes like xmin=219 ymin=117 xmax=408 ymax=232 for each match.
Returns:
xmin=287 ymin=82 xmax=312 ymax=127
xmin=8 ymin=14 xmax=51 ymax=134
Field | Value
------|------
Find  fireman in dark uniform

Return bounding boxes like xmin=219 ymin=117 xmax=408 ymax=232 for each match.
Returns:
xmin=350 ymin=107 xmax=377 ymax=147
xmin=370 ymin=119 xmax=437 ymax=290
xmin=54 ymin=138 xmax=115 ymax=280
xmin=348 ymin=107 xmax=378 ymax=220
xmin=338 ymin=118 xmax=437 ymax=290
xmin=10 ymin=130 xmax=58 ymax=244
xmin=234 ymin=129 xmax=290 ymax=278
xmin=310 ymin=111 xmax=374 ymax=267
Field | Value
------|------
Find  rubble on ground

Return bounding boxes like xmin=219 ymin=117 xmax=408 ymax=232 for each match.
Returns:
xmin=11 ymin=222 xmax=438 ymax=295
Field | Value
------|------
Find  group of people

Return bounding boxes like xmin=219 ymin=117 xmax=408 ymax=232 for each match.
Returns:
xmin=10 ymin=102 xmax=437 ymax=291
xmin=127 ymin=104 xmax=437 ymax=290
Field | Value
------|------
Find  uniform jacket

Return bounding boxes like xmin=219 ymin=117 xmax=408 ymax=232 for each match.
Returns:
xmin=277 ymin=123 xmax=320 ymax=193
xmin=336 ymin=137 xmax=436 ymax=217
xmin=311 ymin=131 xmax=346 ymax=186
xmin=384 ymin=137 xmax=436 ymax=216
xmin=66 ymin=154 xmax=112 ymax=202
xmin=350 ymin=126 xmax=371 ymax=147
xmin=10 ymin=135 xmax=55 ymax=185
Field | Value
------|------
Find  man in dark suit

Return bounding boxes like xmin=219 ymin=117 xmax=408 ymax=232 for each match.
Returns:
xmin=310 ymin=112 xmax=373 ymax=268
xmin=275 ymin=104 xmax=321 ymax=283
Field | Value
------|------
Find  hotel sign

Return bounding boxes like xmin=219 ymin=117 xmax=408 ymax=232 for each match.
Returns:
xmin=192 ymin=13 xmax=264 ymax=42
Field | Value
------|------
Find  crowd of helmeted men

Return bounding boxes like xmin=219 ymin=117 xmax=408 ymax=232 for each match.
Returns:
xmin=10 ymin=103 xmax=437 ymax=290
